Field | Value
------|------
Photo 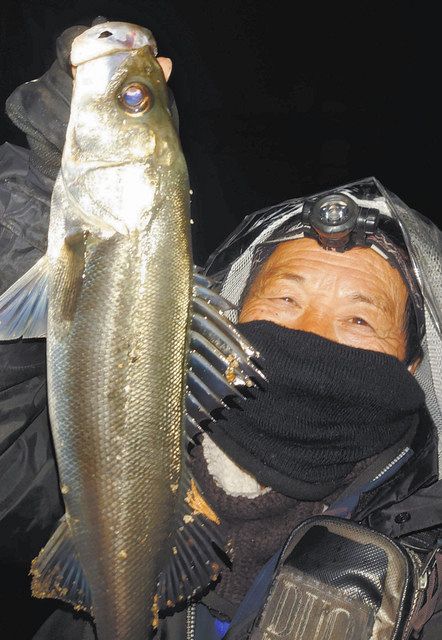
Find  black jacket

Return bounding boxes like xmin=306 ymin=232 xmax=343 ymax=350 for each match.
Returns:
xmin=0 ymin=143 xmax=64 ymax=638
xmin=2 ymin=142 xmax=442 ymax=640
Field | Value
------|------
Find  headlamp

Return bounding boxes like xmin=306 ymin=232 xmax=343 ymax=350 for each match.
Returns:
xmin=302 ymin=193 xmax=379 ymax=251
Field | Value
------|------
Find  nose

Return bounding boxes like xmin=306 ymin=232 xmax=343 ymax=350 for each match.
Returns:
xmin=293 ymin=309 xmax=337 ymax=343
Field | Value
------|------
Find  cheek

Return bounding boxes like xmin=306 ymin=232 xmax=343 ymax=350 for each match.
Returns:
xmin=239 ymin=298 xmax=273 ymax=322
xmin=335 ymin=325 xmax=407 ymax=360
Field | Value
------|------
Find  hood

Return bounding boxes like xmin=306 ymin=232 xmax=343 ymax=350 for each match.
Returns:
xmin=204 ymin=177 xmax=442 ymax=470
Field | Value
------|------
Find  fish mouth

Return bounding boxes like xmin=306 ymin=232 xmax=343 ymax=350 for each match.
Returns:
xmin=72 ymin=47 xmax=140 ymax=69
xmin=71 ymin=23 xmax=158 ymax=68
xmin=68 ymin=159 xmax=152 ymax=170
xmin=74 ymin=38 xmax=158 ymax=64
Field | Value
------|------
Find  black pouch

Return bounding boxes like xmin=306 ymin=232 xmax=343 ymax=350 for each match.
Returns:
xmin=234 ymin=516 xmax=441 ymax=640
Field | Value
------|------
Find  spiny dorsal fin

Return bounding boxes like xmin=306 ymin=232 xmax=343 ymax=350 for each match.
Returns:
xmin=158 ymin=271 xmax=265 ymax=612
xmin=185 ymin=270 xmax=265 ymax=431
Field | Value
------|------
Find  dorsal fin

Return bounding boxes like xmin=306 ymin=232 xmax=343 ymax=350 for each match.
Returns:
xmin=185 ymin=269 xmax=265 ymax=430
xmin=157 ymin=270 xmax=265 ymax=613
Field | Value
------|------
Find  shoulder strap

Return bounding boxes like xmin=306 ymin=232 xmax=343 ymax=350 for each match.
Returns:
xmin=223 ymin=552 xmax=281 ymax=640
xmin=405 ymin=548 xmax=442 ymax=638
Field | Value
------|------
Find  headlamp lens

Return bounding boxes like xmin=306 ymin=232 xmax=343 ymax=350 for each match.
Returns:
xmin=320 ymin=201 xmax=350 ymax=224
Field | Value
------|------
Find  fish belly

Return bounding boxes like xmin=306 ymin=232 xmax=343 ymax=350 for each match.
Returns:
xmin=47 ymin=191 xmax=191 ymax=639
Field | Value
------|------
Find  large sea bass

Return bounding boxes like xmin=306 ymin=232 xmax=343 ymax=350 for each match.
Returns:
xmin=0 ymin=21 xmax=263 ymax=640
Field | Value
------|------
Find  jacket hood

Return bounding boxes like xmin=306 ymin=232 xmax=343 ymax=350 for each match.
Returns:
xmin=204 ymin=177 xmax=442 ymax=475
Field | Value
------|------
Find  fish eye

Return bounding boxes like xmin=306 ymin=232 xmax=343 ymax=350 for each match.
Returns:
xmin=118 ymin=83 xmax=153 ymax=115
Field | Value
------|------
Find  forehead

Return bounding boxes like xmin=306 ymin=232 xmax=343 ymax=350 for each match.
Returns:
xmin=255 ymin=237 xmax=408 ymax=300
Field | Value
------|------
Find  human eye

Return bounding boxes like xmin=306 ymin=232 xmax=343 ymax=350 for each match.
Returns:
xmin=274 ymin=296 xmax=299 ymax=306
xmin=349 ymin=316 xmax=372 ymax=328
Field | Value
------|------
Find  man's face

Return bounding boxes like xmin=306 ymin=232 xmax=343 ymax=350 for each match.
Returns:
xmin=240 ymin=237 xmax=412 ymax=365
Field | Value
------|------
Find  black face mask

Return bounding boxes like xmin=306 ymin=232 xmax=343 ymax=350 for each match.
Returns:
xmin=209 ymin=321 xmax=425 ymax=500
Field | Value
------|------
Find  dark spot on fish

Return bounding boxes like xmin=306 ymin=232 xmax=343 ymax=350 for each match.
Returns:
xmin=98 ymin=30 xmax=113 ymax=38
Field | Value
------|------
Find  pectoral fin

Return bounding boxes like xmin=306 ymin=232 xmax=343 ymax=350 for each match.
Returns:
xmin=0 ymin=255 xmax=49 ymax=340
xmin=30 ymin=516 xmax=92 ymax=614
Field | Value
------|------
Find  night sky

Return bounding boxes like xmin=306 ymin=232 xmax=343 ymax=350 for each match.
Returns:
xmin=0 ymin=1 xmax=439 ymax=265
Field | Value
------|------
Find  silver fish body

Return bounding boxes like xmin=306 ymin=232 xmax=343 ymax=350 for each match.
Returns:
xmin=0 ymin=21 xmax=264 ymax=640
xmin=45 ymin=23 xmax=190 ymax=639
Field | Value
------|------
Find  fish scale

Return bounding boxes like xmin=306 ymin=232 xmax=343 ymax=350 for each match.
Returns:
xmin=48 ymin=218 xmax=191 ymax=637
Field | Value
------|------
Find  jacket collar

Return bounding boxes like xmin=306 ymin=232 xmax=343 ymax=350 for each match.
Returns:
xmin=355 ymin=409 xmax=440 ymax=535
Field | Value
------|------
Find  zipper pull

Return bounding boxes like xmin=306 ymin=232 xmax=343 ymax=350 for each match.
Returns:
xmin=417 ymin=547 xmax=441 ymax=590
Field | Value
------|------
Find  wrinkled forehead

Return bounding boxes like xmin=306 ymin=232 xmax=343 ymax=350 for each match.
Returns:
xmin=245 ymin=237 xmax=408 ymax=299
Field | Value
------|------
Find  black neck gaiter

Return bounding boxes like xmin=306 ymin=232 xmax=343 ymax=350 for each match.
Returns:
xmin=209 ymin=321 xmax=425 ymax=500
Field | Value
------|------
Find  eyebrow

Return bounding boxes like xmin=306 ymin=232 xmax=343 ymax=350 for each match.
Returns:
xmin=347 ymin=292 xmax=389 ymax=313
xmin=270 ymin=272 xmax=305 ymax=283
xmin=270 ymin=273 xmax=389 ymax=311
xmin=266 ymin=271 xmax=390 ymax=313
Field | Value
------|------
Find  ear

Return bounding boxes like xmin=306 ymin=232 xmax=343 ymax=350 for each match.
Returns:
xmin=157 ymin=56 xmax=172 ymax=82
xmin=407 ymin=356 xmax=422 ymax=375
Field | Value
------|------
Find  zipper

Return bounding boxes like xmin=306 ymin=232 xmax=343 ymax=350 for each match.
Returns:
xmin=370 ymin=447 xmax=411 ymax=484
xmin=186 ymin=603 xmax=196 ymax=640
xmin=325 ymin=446 xmax=413 ymax=519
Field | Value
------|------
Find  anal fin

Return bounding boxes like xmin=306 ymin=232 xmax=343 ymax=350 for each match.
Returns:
xmin=30 ymin=515 xmax=92 ymax=614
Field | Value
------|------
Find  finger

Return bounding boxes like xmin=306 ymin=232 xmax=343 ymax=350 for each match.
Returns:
xmin=157 ymin=56 xmax=173 ymax=82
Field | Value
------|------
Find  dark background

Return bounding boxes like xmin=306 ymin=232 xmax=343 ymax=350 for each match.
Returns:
xmin=0 ymin=0 xmax=439 ymax=265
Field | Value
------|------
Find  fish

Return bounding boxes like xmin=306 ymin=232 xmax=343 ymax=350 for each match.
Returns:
xmin=0 ymin=21 xmax=264 ymax=640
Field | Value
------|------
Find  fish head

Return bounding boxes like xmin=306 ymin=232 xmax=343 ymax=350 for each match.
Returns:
xmin=61 ymin=22 xmax=187 ymax=236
